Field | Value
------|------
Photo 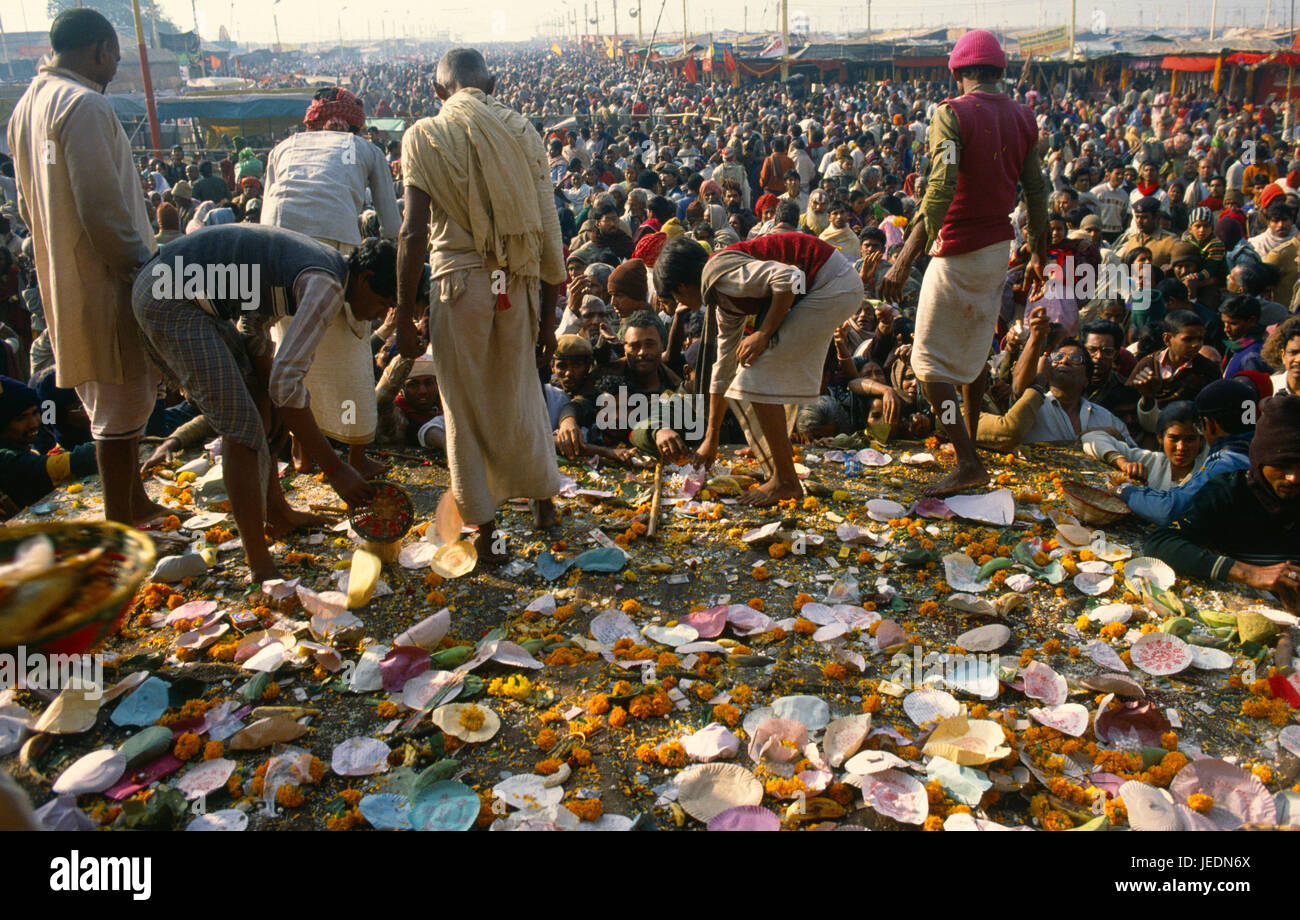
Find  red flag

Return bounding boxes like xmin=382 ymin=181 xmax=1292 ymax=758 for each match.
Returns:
xmin=724 ymin=47 xmax=737 ymax=71
xmin=683 ymin=55 xmax=698 ymax=82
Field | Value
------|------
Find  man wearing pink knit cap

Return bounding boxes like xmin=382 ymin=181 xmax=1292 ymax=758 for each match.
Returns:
xmin=881 ymin=29 xmax=1048 ymax=496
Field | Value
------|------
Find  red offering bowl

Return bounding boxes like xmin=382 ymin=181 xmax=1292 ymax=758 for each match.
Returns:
xmin=348 ymin=480 xmax=414 ymax=544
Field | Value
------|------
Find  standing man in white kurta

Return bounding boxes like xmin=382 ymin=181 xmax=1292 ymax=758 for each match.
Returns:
xmin=261 ymin=86 xmax=402 ymax=479
xmin=8 ymin=8 xmax=166 ymax=525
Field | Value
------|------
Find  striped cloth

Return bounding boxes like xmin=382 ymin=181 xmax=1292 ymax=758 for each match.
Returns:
xmin=132 ymin=268 xmax=271 ymax=507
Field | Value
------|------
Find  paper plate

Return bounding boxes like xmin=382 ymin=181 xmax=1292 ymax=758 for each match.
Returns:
xmin=52 ymin=749 xmax=126 ymax=796
xmin=1028 ymin=703 xmax=1089 ymax=737
xmin=707 ymin=805 xmax=780 ymax=831
xmin=1188 ymin=646 xmax=1234 ymax=670
xmin=1120 ymin=781 xmax=1183 ymax=831
xmin=771 ymin=695 xmax=831 ymax=731
xmin=682 ymin=722 xmax=741 ymax=762
xmin=432 ymin=703 xmax=500 ymax=743
xmin=1125 ymin=557 xmax=1176 ymax=591
xmin=1169 ymin=759 xmax=1277 ymax=830
xmin=860 ymin=768 xmax=928 ymax=824
xmin=429 ymin=540 xmax=477 ymax=579
xmin=748 ymin=718 xmax=809 ymax=764
xmin=186 ymin=809 xmax=248 ymax=831
xmin=866 ymin=499 xmax=907 ymax=522
xmin=1130 ymin=632 xmax=1192 ymax=676
xmin=843 ymin=749 xmax=909 ymax=775
xmin=822 ymin=714 xmax=872 ymax=768
xmin=1084 ymin=639 xmax=1130 ymax=673
xmin=410 ymin=781 xmax=479 ymax=831
xmin=1073 ymin=572 xmax=1114 ymax=596
xmin=944 ymin=489 xmax=1015 ymax=526
xmin=1087 ymin=603 xmax=1133 ymax=624
xmin=682 ymin=606 xmax=728 ymax=639
xmin=331 ymin=736 xmax=391 ymax=776
xmin=922 ymin=716 xmax=1011 ymax=767
xmin=1022 ymin=660 xmax=1068 ymax=706
xmin=349 ymin=480 xmax=414 ymax=543
xmin=956 ymin=624 xmax=1011 ymax=652
xmin=643 ymin=624 xmax=699 ymax=647
xmin=359 ymin=793 xmax=413 ymax=830
xmin=676 ymin=763 xmax=764 ymax=823
xmin=903 ymin=688 xmax=959 ymax=727
xmin=493 ymin=774 xmax=563 ymax=811
xmin=175 ymin=758 xmax=236 ymax=799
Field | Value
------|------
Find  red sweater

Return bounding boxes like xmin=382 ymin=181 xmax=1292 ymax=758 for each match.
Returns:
xmin=719 ymin=233 xmax=837 ymax=314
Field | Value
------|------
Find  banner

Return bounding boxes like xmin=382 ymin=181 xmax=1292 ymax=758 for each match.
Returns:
xmin=1018 ymin=25 xmax=1069 ymax=56
xmin=759 ymin=35 xmax=785 ymax=59
xmin=552 ymin=43 xmax=562 ymax=56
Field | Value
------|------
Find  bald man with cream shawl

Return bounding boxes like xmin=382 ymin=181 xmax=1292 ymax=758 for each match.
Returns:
xmin=394 ymin=49 xmax=565 ymax=564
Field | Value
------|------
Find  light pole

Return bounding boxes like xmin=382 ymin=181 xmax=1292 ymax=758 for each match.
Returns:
xmin=273 ymin=0 xmax=283 ymax=51
xmin=339 ymin=5 xmax=347 ymax=50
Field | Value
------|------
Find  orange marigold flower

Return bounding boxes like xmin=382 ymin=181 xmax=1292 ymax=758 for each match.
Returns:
xmin=731 ymin=684 xmax=754 ymax=706
xmin=923 ymin=815 xmax=944 ymax=831
xmin=822 ymin=662 xmax=849 ymax=681
xmin=172 ymin=732 xmax=201 ymax=762
xmin=565 ymin=798 xmax=604 ymax=821
xmin=635 ymin=743 xmax=657 ymax=764
xmin=535 ymin=728 xmax=559 ymax=751
xmin=202 ymin=739 xmax=224 ymax=761
xmin=656 ymin=742 xmax=687 ymax=768
xmin=535 ymin=758 xmax=563 ymax=775
xmin=608 ymin=705 xmax=628 ymax=728
xmin=621 ymin=599 xmax=642 ymax=615
xmin=377 ymin=700 xmax=399 ymax=718
xmin=276 ymin=783 xmax=305 ymax=808
xmin=1188 ymin=793 xmax=1215 ymax=813
xmin=568 ymin=746 xmax=593 ymax=768
xmin=712 ymin=703 xmax=740 ymax=725
xmin=587 ymin=694 xmax=611 ymax=716
xmin=862 ymin=694 xmax=882 ymax=714
xmin=747 ymin=598 xmax=764 ymax=610
xmin=768 ymin=543 xmax=789 ymax=559
xmin=793 ymin=617 xmax=817 ymax=635
xmin=553 ymin=604 xmax=575 ymax=621
xmin=793 ymin=592 xmax=814 ymax=611
xmin=751 ymin=566 xmax=771 ymax=581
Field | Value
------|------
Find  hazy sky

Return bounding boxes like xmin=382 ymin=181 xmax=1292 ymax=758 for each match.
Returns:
xmin=0 ymin=0 xmax=1286 ymax=46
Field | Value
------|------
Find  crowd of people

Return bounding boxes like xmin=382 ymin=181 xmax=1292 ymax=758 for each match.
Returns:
xmin=2 ymin=12 xmax=1298 ymax=608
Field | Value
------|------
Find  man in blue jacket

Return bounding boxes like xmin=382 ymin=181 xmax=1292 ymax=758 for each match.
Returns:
xmin=1118 ymin=378 xmax=1255 ymax=524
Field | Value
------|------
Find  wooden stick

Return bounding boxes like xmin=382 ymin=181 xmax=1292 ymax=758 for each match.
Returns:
xmin=308 ymin=504 xmax=347 ymax=514
xmin=647 ymin=462 xmax=664 ymax=539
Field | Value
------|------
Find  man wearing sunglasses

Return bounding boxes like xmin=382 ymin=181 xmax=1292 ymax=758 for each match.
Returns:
xmin=1021 ymin=340 xmax=1137 ymax=446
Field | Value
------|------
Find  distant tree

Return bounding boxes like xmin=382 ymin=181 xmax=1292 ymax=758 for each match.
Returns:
xmin=45 ymin=0 xmax=179 ymax=41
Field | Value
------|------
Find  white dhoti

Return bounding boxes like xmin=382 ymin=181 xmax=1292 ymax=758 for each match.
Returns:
xmin=428 ymin=266 xmax=560 ymax=524
xmin=911 ymin=240 xmax=1008 ymax=386
xmin=708 ymin=250 xmax=861 ymax=476
xmin=269 ymin=238 xmax=377 ymax=443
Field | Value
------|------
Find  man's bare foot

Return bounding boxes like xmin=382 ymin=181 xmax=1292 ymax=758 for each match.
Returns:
xmin=471 ymin=526 xmax=509 ymax=566
xmin=133 ymin=500 xmax=172 ymax=527
xmin=266 ymin=507 xmax=333 ymax=540
xmin=922 ymin=467 xmax=991 ymax=498
xmin=531 ymin=499 xmax=557 ymax=529
xmin=244 ymin=566 xmax=284 ymax=586
xmin=350 ymin=452 xmax=390 ymax=479
xmin=735 ymin=446 xmax=756 ymax=459
xmin=291 ymin=438 xmax=314 ymax=473
xmin=737 ymin=478 xmax=803 ymax=507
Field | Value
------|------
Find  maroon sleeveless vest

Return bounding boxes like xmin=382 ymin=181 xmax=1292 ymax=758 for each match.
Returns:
xmin=935 ymin=91 xmax=1038 ymax=258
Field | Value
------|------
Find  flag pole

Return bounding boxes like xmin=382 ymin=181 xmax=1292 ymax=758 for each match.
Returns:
xmin=131 ymin=0 xmax=163 ymax=152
